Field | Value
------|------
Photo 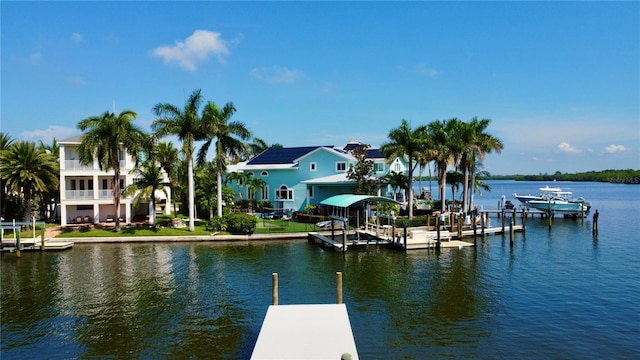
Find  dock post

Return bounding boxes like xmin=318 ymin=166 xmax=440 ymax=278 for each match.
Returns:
xmin=336 ymin=271 xmax=343 ymax=304
xmin=501 ymin=210 xmax=505 ymax=233
xmin=481 ymin=212 xmax=485 ymax=237
xmin=426 ymin=214 xmax=431 ymax=231
xmin=272 ymin=273 xmax=278 ymax=305
xmin=509 ymin=217 xmax=514 ymax=247
xmin=403 ymin=227 xmax=407 ymax=250
xmin=457 ymin=215 xmax=462 ymax=238
xmin=436 ymin=217 xmax=441 ymax=250
xmin=592 ymin=210 xmax=599 ymax=235
xmin=41 ymin=222 xmax=46 ymax=251
xmin=342 ymin=229 xmax=347 ymax=252
xmin=473 ymin=217 xmax=477 ymax=246
xmin=16 ymin=225 xmax=21 ymax=257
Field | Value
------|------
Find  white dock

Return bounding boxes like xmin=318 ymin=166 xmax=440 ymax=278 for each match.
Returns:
xmin=251 ymin=304 xmax=359 ymax=360
xmin=0 ymin=239 xmax=74 ymax=252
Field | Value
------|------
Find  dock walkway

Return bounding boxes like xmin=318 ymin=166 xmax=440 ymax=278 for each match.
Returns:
xmin=251 ymin=303 xmax=358 ymax=360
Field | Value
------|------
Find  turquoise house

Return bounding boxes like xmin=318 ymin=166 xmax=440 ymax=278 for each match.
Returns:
xmin=225 ymin=141 xmax=410 ymax=214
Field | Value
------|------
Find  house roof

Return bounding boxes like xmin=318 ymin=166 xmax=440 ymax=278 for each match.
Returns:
xmin=320 ymin=194 xmax=401 ymax=208
xmin=59 ymin=134 xmax=85 ymax=144
xmin=301 ymin=173 xmax=354 ymax=185
xmin=247 ymin=146 xmax=329 ymax=165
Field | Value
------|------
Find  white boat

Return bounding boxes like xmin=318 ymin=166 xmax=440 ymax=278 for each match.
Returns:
xmin=514 ymin=186 xmax=591 ymax=215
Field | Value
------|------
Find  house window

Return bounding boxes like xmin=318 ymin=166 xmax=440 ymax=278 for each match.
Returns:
xmin=275 ymin=185 xmax=293 ymax=201
xmin=394 ymin=162 xmax=401 ymax=172
xmin=310 ymin=162 xmax=317 ymax=171
xmin=308 ymin=186 xmax=314 ymax=198
xmin=79 ymin=180 xmax=85 ymax=191
xmin=336 ymin=162 xmax=347 ymax=172
xmin=88 ymin=180 xmax=94 ymax=190
xmin=261 ymin=186 xmax=269 ymax=200
xmin=374 ymin=162 xmax=384 ymax=172
xmin=247 ymin=172 xmax=254 ymax=177
xmin=70 ymin=180 xmax=76 ymax=191
xmin=261 ymin=171 xmax=269 ymax=177
xmin=102 ymin=179 xmax=108 ymax=189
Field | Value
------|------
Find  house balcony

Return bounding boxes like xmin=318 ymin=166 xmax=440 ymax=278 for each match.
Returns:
xmin=64 ymin=190 xmax=95 ymax=201
xmin=64 ymin=160 xmax=95 ymax=171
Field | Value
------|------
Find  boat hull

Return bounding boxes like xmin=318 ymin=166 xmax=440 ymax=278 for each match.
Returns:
xmin=526 ymin=200 xmax=590 ymax=215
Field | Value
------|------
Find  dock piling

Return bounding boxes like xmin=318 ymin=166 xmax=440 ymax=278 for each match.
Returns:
xmin=272 ymin=273 xmax=278 ymax=305
xmin=592 ymin=210 xmax=599 ymax=235
xmin=336 ymin=272 xmax=343 ymax=304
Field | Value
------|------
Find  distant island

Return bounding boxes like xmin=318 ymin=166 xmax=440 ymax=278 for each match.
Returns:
xmin=482 ymin=169 xmax=640 ymax=184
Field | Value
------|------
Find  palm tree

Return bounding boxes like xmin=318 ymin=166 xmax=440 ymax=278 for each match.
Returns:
xmin=447 ymin=170 xmax=464 ymax=204
xmin=195 ymin=161 xmax=218 ymax=219
xmin=426 ymin=118 xmax=462 ymax=213
xmin=152 ymin=89 xmax=205 ymax=232
xmin=122 ymin=161 xmax=169 ymax=227
xmin=0 ymin=141 xmax=59 ymax=221
xmin=246 ymin=176 xmax=267 ymax=206
xmin=197 ymin=101 xmax=251 ymax=218
xmin=379 ymin=119 xmax=427 ymax=219
xmin=247 ymin=137 xmax=268 ymax=159
xmin=155 ymin=141 xmax=180 ymax=216
xmin=37 ymin=138 xmax=61 ymax=221
xmin=0 ymin=132 xmax=15 ymax=215
xmin=464 ymin=117 xmax=503 ymax=211
xmin=77 ymin=110 xmax=144 ymax=231
xmin=381 ymin=171 xmax=408 ymax=201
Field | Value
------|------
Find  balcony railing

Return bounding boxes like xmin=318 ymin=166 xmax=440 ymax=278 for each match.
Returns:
xmin=98 ymin=189 xmax=114 ymax=199
xmin=65 ymin=160 xmax=94 ymax=170
xmin=64 ymin=160 xmax=128 ymax=170
xmin=64 ymin=190 xmax=95 ymax=200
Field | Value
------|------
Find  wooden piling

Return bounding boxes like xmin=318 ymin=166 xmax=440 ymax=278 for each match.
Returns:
xmin=336 ymin=272 xmax=343 ymax=304
xmin=592 ymin=210 xmax=599 ymax=235
xmin=16 ymin=226 xmax=21 ymax=257
xmin=501 ymin=210 xmax=505 ymax=233
xmin=272 ymin=273 xmax=278 ymax=305
xmin=436 ymin=216 xmax=441 ymax=251
xmin=509 ymin=217 xmax=514 ymax=247
xmin=403 ymin=227 xmax=407 ymax=250
xmin=41 ymin=222 xmax=46 ymax=251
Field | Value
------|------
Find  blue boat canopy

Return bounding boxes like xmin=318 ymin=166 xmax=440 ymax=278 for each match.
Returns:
xmin=319 ymin=194 xmax=401 ymax=208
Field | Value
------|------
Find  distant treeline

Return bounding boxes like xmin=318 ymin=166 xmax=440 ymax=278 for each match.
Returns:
xmin=481 ymin=169 xmax=640 ymax=184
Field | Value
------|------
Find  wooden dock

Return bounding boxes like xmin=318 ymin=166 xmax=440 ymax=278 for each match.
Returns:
xmin=251 ymin=304 xmax=359 ymax=360
xmin=0 ymin=239 xmax=74 ymax=252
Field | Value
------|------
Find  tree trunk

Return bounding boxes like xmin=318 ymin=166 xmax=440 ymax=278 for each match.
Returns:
xmin=216 ymin=169 xmax=223 ymax=217
xmin=439 ymin=165 xmax=447 ymax=213
xmin=114 ymin=168 xmax=121 ymax=232
xmin=187 ymin=157 xmax=195 ymax=231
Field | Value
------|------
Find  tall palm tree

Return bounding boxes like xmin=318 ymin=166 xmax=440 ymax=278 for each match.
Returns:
xmin=0 ymin=141 xmax=59 ymax=221
xmin=247 ymin=137 xmax=268 ymax=159
xmin=464 ymin=117 xmax=503 ymax=211
xmin=78 ymin=110 xmax=144 ymax=231
xmin=152 ymin=89 xmax=205 ymax=231
xmin=426 ymin=118 xmax=462 ymax=212
xmin=122 ymin=161 xmax=169 ymax=227
xmin=379 ymin=119 xmax=427 ymax=219
xmin=155 ymin=141 xmax=180 ymax=216
xmin=198 ymin=101 xmax=251 ymax=218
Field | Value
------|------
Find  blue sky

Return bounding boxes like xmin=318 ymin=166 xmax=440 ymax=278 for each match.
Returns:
xmin=2 ymin=1 xmax=638 ymax=175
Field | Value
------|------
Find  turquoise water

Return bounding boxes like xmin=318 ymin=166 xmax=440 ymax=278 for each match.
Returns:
xmin=2 ymin=181 xmax=639 ymax=359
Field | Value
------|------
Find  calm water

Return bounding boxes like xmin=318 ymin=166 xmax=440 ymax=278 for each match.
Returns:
xmin=2 ymin=181 xmax=639 ymax=359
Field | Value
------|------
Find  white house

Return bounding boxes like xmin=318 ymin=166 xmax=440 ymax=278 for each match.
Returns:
xmin=58 ymin=135 xmax=171 ymax=227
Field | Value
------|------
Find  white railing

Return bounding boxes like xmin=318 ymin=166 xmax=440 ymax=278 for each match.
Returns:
xmin=64 ymin=190 xmax=95 ymax=200
xmin=98 ymin=189 xmax=114 ymax=199
xmin=64 ymin=160 xmax=94 ymax=170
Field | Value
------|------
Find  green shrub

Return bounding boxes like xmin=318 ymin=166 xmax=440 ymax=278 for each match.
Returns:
xmin=223 ymin=212 xmax=257 ymax=234
xmin=206 ymin=216 xmax=226 ymax=232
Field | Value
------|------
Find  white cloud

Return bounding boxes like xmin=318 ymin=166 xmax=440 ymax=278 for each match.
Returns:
xmin=71 ymin=32 xmax=83 ymax=42
xmin=605 ymin=144 xmax=626 ymax=153
xmin=557 ymin=141 xmax=580 ymax=153
xmin=152 ymin=30 xmax=230 ymax=71
xmin=29 ymin=52 xmax=42 ymax=64
xmin=20 ymin=126 xmax=78 ymax=144
xmin=250 ymin=66 xmax=302 ymax=84
xmin=414 ymin=64 xmax=440 ymax=78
